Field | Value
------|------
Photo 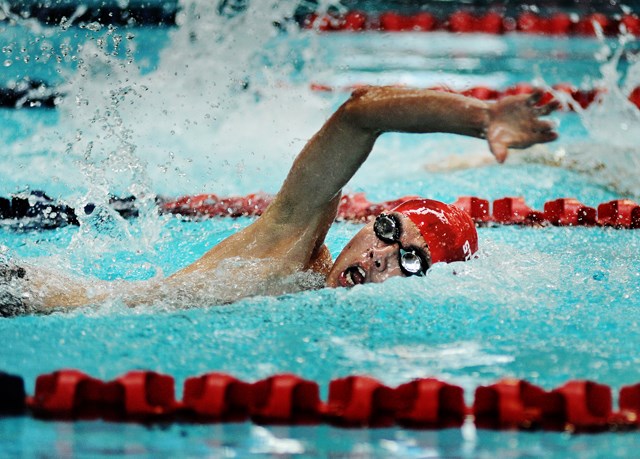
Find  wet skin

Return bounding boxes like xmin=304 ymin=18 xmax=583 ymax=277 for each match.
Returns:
xmin=326 ymin=213 xmax=429 ymax=288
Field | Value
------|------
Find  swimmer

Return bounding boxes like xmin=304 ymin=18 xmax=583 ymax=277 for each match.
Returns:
xmin=1 ymin=86 xmax=558 ymax=315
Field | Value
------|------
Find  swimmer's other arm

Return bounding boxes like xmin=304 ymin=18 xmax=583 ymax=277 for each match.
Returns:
xmin=267 ymin=86 xmax=559 ymax=224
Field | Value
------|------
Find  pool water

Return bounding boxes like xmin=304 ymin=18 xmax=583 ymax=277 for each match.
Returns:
xmin=1 ymin=1 xmax=640 ymax=457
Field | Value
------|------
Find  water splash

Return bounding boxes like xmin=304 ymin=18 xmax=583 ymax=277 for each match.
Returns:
xmin=1 ymin=0 xmax=342 ymax=280
xmin=61 ymin=0 xmax=333 ymax=198
xmin=542 ymin=32 xmax=640 ymax=197
xmin=523 ymin=31 xmax=640 ymax=197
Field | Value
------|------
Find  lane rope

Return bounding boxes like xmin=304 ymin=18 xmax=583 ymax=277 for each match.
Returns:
xmin=301 ymin=10 xmax=640 ymax=37
xmin=1 ymin=369 xmax=639 ymax=432
xmin=2 ymin=3 xmax=637 ymax=36
xmin=162 ymin=194 xmax=640 ymax=228
xmin=1 ymin=191 xmax=639 ymax=231
xmin=3 ymin=81 xmax=638 ymax=111
xmin=1 ymin=2 xmax=178 ymax=26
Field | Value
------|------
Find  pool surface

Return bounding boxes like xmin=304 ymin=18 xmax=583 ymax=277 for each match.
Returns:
xmin=1 ymin=0 xmax=640 ymax=457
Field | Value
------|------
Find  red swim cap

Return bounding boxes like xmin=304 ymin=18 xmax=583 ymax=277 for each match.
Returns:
xmin=393 ymin=199 xmax=478 ymax=264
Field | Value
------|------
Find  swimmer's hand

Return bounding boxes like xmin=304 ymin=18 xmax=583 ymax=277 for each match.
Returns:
xmin=486 ymin=91 xmax=559 ymax=163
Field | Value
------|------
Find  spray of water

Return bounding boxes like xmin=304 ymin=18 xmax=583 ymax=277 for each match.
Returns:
xmin=498 ymin=28 xmax=640 ymax=198
xmin=2 ymin=0 xmax=344 ymax=302
xmin=553 ymin=31 xmax=640 ymax=197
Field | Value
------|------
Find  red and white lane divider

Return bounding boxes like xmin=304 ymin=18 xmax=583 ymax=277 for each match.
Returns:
xmin=302 ymin=10 xmax=640 ymax=36
xmin=4 ymin=192 xmax=637 ymax=232
xmin=454 ymin=196 xmax=640 ymax=228
xmin=2 ymin=369 xmax=640 ymax=432
xmin=160 ymin=193 xmax=640 ymax=229
xmin=309 ymin=83 xmax=640 ymax=112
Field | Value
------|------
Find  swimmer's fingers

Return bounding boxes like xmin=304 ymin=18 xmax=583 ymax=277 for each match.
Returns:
xmin=533 ymin=122 xmax=559 ymax=143
xmin=534 ymin=100 xmax=561 ymax=117
xmin=489 ymin=141 xmax=509 ymax=164
xmin=530 ymin=132 xmax=558 ymax=146
xmin=524 ymin=90 xmax=561 ymax=117
xmin=512 ymin=120 xmax=557 ymax=147
xmin=526 ymin=90 xmax=544 ymax=107
xmin=488 ymin=120 xmax=557 ymax=162
xmin=487 ymin=92 xmax=559 ymax=163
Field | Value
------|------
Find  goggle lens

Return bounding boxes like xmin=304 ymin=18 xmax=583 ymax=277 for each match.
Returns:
xmin=400 ymin=249 xmax=426 ymax=276
xmin=373 ymin=214 xmax=399 ymax=243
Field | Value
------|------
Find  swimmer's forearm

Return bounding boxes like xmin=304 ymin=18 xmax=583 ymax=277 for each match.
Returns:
xmin=21 ymin=267 xmax=116 ymax=313
xmin=270 ymin=87 xmax=490 ymax=219
xmin=342 ymin=86 xmax=490 ymax=138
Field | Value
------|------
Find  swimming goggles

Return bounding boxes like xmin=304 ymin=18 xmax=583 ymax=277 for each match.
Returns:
xmin=373 ymin=213 xmax=430 ymax=277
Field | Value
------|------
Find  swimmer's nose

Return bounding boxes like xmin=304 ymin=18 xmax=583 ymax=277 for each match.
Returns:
xmin=370 ymin=244 xmax=399 ymax=272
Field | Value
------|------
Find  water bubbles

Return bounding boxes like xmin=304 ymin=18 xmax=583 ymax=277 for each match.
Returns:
xmin=112 ymin=34 xmax=122 ymax=54
xmin=84 ymin=22 xmax=103 ymax=32
xmin=3 ymin=59 xmax=11 ymax=67
xmin=75 ymin=95 xmax=89 ymax=106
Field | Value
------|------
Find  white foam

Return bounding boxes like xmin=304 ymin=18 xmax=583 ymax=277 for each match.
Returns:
xmin=549 ymin=35 xmax=640 ymax=196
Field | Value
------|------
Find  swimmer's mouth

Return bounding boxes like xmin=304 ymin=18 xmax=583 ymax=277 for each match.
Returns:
xmin=340 ymin=265 xmax=367 ymax=287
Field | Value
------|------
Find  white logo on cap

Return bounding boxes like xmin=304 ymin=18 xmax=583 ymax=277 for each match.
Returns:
xmin=463 ymin=240 xmax=472 ymax=260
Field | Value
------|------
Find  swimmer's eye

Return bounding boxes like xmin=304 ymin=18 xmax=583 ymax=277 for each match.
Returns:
xmin=374 ymin=213 xmax=401 ymax=244
xmin=399 ymin=246 xmax=430 ymax=277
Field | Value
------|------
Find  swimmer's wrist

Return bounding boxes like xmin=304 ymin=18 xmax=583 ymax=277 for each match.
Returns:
xmin=477 ymin=104 xmax=491 ymax=139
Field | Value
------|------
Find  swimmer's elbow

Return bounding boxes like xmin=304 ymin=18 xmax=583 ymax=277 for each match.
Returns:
xmin=342 ymin=86 xmax=374 ymax=113
xmin=339 ymin=87 xmax=382 ymax=133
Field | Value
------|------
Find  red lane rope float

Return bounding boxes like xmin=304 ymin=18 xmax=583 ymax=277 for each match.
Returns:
xmin=182 ymin=372 xmax=252 ymax=421
xmin=393 ymin=378 xmax=466 ymax=428
xmin=325 ymin=376 xmax=397 ymax=427
xmin=309 ymin=83 xmax=640 ymax=112
xmin=302 ymin=10 xmax=640 ymax=37
xmin=29 ymin=369 xmax=179 ymax=421
xmin=4 ymin=369 xmax=640 ymax=432
xmin=160 ymin=193 xmax=640 ymax=229
xmin=474 ymin=379 xmax=548 ymax=430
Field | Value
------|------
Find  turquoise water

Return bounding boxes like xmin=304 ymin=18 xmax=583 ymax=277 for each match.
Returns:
xmin=1 ymin=2 xmax=640 ymax=457
xmin=2 ymin=417 xmax=640 ymax=458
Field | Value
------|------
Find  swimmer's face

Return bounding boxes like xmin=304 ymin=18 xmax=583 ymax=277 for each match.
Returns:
xmin=326 ymin=213 xmax=431 ymax=288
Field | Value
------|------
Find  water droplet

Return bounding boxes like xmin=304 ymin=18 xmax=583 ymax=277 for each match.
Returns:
xmin=3 ymin=59 xmax=11 ymax=67
xmin=85 ymin=22 xmax=103 ymax=32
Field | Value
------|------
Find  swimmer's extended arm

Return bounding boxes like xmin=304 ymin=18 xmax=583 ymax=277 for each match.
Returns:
xmin=267 ymin=86 xmax=558 ymax=222
xmin=171 ymin=86 xmax=557 ymax=288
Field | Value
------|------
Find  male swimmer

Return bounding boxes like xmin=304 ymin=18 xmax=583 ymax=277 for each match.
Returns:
xmin=1 ymin=86 xmax=558 ymax=315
